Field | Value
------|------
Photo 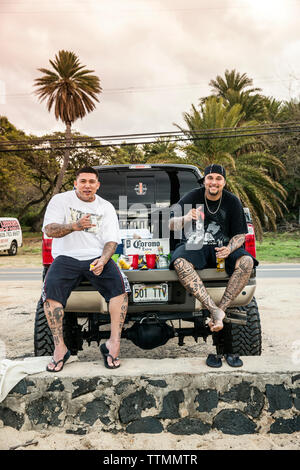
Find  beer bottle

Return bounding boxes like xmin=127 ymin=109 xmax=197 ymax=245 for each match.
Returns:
xmin=216 ymin=239 xmax=225 ymax=272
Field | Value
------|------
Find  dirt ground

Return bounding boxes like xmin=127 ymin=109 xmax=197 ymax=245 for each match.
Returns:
xmin=0 ymin=253 xmax=299 ymax=450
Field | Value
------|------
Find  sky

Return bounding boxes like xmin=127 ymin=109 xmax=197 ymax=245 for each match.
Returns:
xmin=1 ymin=0 xmax=300 ymax=139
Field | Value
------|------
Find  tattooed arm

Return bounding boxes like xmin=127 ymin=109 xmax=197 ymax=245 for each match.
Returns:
xmin=98 ymin=241 xmax=118 ymax=264
xmin=90 ymin=241 xmax=118 ymax=276
xmin=169 ymin=208 xmax=202 ymax=231
xmin=44 ymin=214 xmax=95 ymax=238
xmin=215 ymin=234 xmax=246 ymax=259
xmin=45 ymin=222 xmax=78 ymax=238
xmin=228 ymin=234 xmax=246 ymax=253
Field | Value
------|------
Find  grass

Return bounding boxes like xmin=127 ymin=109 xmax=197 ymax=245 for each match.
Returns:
xmin=256 ymin=230 xmax=300 ymax=263
xmin=20 ymin=232 xmax=42 ymax=255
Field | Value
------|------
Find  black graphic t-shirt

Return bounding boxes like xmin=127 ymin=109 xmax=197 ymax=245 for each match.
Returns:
xmin=172 ymin=187 xmax=248 ymax=246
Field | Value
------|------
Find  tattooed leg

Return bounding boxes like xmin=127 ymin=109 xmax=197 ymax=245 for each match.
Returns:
xmin=106 ymin=293 xmax=128 ymax=367
xmin=174 ymin=258 xmax=225 ymax=332
xmin=219 ymin=255 xmax=254 ymax=312
xmin=44 ymin=299 xmax=68 ymax=371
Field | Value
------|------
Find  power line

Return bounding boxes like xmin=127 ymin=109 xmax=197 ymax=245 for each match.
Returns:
xmin=1 ymin=122 xmax=300 ymax=147
xmin=1 ymin=125 xmax=299 ymax=153
xmin=1 ymin=121 xmax=300 ymax=148
xmin=2 ymin=76 xmax=300 ymax=100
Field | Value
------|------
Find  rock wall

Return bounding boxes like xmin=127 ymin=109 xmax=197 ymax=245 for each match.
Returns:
xmin=1 ymin=358 xmax=299 ymax=436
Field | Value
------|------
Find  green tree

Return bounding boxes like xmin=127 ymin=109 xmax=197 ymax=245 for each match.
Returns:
xmin=262 ymin=98 xmax=300 ymax=223
xmin=142 ymin=137 xmax=180 ymax=163
xmin=208 ymin=69 xmax=266 ymax=122
xmin=0 ymin=117 xmax=34 ymax=217
xmin=102 ymin=138 xmax=181 ymax=166
xmin=34 ymin=50 xmax=101 ymax=195
xmin=263 ymin=97 xmax=284 ymax=122
xmin=209 ymin=69 xmax=260 ymax=96
xmin=176 ymin=97 xmax=287 ymax=238
xmin=0 ymin=118 xmax=106 ymax=229
xmin=24 ymin=132 xmax=105 ymax=229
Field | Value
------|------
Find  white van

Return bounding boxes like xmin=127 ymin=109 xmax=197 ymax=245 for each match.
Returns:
xmin=0 ymin=217 xmax=23 ymax=255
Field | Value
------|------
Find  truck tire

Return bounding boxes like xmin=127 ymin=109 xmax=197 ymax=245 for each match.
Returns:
xmin=34 ymin=297 xmax=54 ymax=356
xmin=8 ymin=241 xmax=18 ymax=256
xmin=215 ymin=297 xmax=262 ymax=356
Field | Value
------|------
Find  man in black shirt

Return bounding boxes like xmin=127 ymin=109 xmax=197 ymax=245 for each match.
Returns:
xmin=169 ymin=164 xmax=258 ymax=338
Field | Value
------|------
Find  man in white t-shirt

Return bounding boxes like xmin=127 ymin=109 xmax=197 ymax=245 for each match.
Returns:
xmin=42 ymin=167 xmax=130 ymax=372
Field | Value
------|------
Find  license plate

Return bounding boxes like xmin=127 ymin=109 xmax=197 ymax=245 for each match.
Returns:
xmin=133 ymin=283 xmax=168 ymax=303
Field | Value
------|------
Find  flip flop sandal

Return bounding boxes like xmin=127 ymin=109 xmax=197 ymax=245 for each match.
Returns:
xmin=46 ymin=350 xmax=71 ymax=372
xmin=224 ymin=354 xmax=243 ymax=367
xmin=100 ymin=343 xmax=120 ymax=369
xmin=206 ymin=353 xmax=222 ymax=368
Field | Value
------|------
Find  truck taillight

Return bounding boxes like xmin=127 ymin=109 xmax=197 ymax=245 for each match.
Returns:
xmin=42 ymin=234 xmax=53 ymax=266
xmin=245 ymin=223 xmax=256 ymax=258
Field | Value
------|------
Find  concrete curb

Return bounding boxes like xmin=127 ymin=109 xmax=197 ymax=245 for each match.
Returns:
xmin=1 ymin=355 xmax=300 ymax=435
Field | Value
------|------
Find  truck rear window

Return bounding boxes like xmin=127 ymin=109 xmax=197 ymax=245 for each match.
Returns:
xmin=97 ymin=168 xmax=200 ymax=210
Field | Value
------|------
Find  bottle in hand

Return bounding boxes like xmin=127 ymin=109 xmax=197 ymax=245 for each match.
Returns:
xmin=216 ymin=239 xmax=225 ymax=272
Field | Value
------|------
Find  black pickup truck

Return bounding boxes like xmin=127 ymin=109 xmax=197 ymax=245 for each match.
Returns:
xmin=34 ymin=164 xmax=261 ymax=358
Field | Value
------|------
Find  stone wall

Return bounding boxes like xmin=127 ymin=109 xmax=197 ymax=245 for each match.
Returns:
xmin=0 ymin=358 xmax=299 ymax=436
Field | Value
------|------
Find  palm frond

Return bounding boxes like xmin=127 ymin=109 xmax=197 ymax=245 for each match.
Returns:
xmin=34 ymin=50 xmax=101 ymax=125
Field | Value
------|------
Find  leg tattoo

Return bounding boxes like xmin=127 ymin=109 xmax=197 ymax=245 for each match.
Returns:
xmin=44 ymin=301 xmax=65 ymax=347
xmin=119 ymin=293 xmax=128 ymax=339
xmin=174 ymin=258 xmax=225 ymax=332
xmin=43 ymin=300 xmax=68 ymax=371
xmin=219 ymin=256 xmax=254 ymax=312
xmin=106 ymin=293 xmax=128 ymax=367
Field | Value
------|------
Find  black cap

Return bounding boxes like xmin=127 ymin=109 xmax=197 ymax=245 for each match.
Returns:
xmin=200 ymin=164 xmax=226 ymax=183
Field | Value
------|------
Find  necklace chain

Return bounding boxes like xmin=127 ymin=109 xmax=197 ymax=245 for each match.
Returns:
xmin=204 ymin=193 xmax=222 ymax=215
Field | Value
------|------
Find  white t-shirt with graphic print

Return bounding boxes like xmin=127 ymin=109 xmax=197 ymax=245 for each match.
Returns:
xmin=42 ymin=190 xmax=121 ymax=260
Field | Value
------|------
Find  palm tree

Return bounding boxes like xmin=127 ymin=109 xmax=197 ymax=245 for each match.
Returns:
xmin=175 ymin=96 xmax=287 ymax=239
xmin=142 ymin=137 xmax=181 ymax=163
xmin=263 ymin=98 xmax=300 ymax=221
xmin=103 ymin=138 xmax=182 ymax=166
xmin=263 ymin=97 xmax=284 ymax=122
xmin=34 ymin=50 xmax=101 ymax=195
xmin=209 ymin=69 xmax=261 ymax=97
xmin=207 ymin=69 xmax=266 ymax=122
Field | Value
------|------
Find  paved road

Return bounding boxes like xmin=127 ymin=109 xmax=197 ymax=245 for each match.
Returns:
xmin=0 ymin=264 xmax=300 ymax=281
xmin=256 ymin=264 xmax=300 ymax=278
xmin=0 ymin=267 xmax=43 ymax=281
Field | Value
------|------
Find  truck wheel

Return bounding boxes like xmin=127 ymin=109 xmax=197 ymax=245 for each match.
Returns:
xmin=34 ymin=298 xmax=54 ymax=356
xmin=215 ymin=297 xmax=262 ymax=356
xmin=8 ymin=241 xmax=18 ymax=256
xmin=62 ymin=313 xmax=81 ymax=356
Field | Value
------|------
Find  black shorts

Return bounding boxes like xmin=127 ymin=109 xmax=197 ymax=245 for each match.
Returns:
xmin=169 ymin=243 xmax=258 ymax=276
xmin=42 ymin=255 xmax=131 ymax=307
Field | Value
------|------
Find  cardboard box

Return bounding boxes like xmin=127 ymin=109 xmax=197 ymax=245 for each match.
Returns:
xmin=123 ymin=238 xmax=169 ymax=255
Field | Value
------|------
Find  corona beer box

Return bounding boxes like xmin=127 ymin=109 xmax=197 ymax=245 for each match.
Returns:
xmin=124 ymin=238 xmax=169 ymax=255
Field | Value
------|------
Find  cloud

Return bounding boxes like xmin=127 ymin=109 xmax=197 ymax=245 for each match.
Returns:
xmin=1 ymin=0 xmax=300 ymax=137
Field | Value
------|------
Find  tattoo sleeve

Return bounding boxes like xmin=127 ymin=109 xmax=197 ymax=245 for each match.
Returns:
xmin=227 ymin=234 xmax=246 ymax=254
xmin=44 ymin=222 xmax=78 ymax=238
xmin=219 ymin=255 xmax=254 ymax=311
xmin=173 ymin=258 xmax=220 ymax=316
xmin=100 ymin=241 xmax=118 ymax=263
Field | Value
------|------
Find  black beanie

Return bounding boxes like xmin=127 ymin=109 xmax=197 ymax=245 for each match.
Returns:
xmin=200 ymin=164 xmax=226 ymax=183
